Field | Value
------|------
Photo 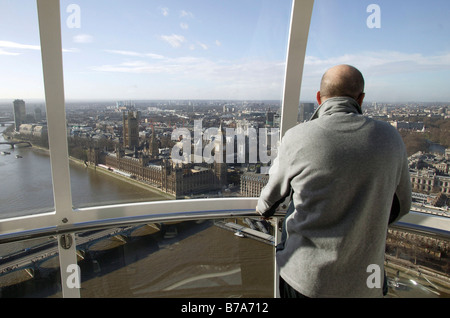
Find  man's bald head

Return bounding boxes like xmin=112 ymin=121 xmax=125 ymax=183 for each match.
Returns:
xmin=318 ymin=64 xmax=365 ymax=105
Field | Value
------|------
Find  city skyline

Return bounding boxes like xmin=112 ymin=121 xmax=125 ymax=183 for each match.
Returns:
xmin=0 ymin=0 xmax=449 ymax=103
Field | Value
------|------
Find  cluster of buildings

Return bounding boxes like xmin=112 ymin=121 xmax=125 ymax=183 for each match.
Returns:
xmin=6 ymin=99 xmax=450 ymax=209
xmin=72 ymin=100 xmax=280 ymax=198
xmin=409 ymin=151 xmax=450 ymax=208
xmin=90 ymin=110 xmax=228 ymax=198
xmin=9 ymin=99 xmax=48 ymax=139
xmin=365 ymin=102 xmax=449 ymax=120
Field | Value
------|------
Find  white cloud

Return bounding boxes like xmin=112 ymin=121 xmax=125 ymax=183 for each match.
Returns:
xmin=302 ymin=51 xmax=450 ymax=81
xmin=197 ymin=42 xmax=208 ymax=50
xmin=180 ymin=22 xmax=189 ymax=30
xmin=105 ymin=49 xmax=142 ymax=57
xmin=0 ymin=48 xmax=21 ymax=56
xmin=301 ymin=51 xmax=450 ymax=102
xmin=161 ymin=34 xmax=186 ymax=48
xmin=215 ymin=40 xmax=222 ymax=47
xmin=90 ymin=56 xmax=285 ymax=99
xmin=85 ymin=50 xmax=450 ymax=101
xmin=0 ymin=40 xmax=40 ymax=51
xmin=0 ymin=40 xmax=77 ymax=55
xmin=92 ymin=60 xmax=170 ymax=74
xmin=91 ymin=55 xmax=285 ymax=83
xmin=73 ymin=34 xmax=94 ymax=44
xmin=0 ymin=41 xmax=41 ymax=56
xmin=105 ymin=50 xmax=165 ymax=59
xmin=180 ymin=10 xmax=194 ymax=18
xmin=160 ymin=7 xmax=169 ymax=17
xmin=146 ymin=53 xmax=166 ymax=59
xmin=63 ymin=48 xmax=80 ymax=53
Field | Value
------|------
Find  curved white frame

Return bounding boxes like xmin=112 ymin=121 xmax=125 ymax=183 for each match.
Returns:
xmin=0 ymin=0 xmax=315 ymax=236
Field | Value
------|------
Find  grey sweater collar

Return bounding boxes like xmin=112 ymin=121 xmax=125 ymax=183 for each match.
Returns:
xmin=310 ymin=97 xmax=362 ymax=121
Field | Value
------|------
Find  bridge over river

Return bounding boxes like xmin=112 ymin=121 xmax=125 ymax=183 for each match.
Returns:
xmin=0 ymin=224 xmax=146 ymax=279
xmin=0 ymin=219 xmax=273 ymax=283
xmin=0 ymin=141 xmax=32 ymax=149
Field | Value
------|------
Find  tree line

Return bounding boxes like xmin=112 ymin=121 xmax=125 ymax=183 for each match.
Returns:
xmin=396 ymin=117 xmax=449 ymax=156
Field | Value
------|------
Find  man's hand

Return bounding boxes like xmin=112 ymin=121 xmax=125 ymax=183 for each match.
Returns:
xmin=256 ymin=206 xmax=271 ymax=220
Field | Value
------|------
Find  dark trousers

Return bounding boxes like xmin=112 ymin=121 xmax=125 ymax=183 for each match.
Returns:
xmin=278 ymin=202 xmax=308 ymax=298
xmin=279 ymin=276 xmax=309 ymax=298
xmin=279 ymin=275 xmax=388 ymax=297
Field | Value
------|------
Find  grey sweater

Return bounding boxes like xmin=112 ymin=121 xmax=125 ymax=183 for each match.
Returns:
xmin=257 ymin=97 xmax=411 ymax=297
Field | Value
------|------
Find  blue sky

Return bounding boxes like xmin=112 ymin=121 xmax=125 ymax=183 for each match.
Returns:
xmin=0 ymin=0 xmax=449 ymax=103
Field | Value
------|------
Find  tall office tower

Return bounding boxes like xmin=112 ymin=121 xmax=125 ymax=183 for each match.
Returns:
xmin=123 ymin=111 xmax=140 ymax=150
xmin=34 ymin=107 xmax=43 ymax=122
xmin=265 ymin=109 xmax=275 ymax=127
xmin=298 ymin=102 xmax=315 ymax=122
xmin=214 ymin=124 xmax=227 ymax=186
xmin=13 ymin=99 xmax=26 ymax=131
xmin=148 ymin=126 xmax=159 ymax=158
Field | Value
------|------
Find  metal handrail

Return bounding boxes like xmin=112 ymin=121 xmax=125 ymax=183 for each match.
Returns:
xmin=1 ymin=202 xmax=449 ymax=299
xmin=1 ymin=205 xmax=449 ymax=245
xmin=0 ymin=208 xmax=268 ymax=245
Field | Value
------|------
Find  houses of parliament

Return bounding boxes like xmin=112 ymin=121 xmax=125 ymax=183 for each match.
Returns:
xmin=87 ymin=110 xmax=227 ymax=198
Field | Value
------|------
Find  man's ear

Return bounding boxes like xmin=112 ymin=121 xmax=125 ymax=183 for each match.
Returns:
xmin=357 ymin=93 xmax=365 ymax=106
xmin=316 ymin=91 xmax=322 ymax=105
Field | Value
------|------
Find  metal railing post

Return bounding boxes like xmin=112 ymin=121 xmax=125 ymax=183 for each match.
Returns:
xmin=37 ymin=0 xmax=79 ymax=298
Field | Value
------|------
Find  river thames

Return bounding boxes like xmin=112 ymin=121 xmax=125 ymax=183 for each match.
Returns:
xmin=0 ymin=126 xmax=174 ymax=219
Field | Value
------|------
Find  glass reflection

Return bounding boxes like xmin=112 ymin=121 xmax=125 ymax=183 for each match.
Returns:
xmin=0 ymin=236 xmax=61 ymax=298
xmin=385 ymin=228 xmax=450 ymax=298
xmin=299 ymin=0 xmax=450 ymax=298
xmin=59 ymin=0 xmax=289 ymax=207
xmin=76 ymin=218 xmax=274 ymax=298
xmin=0 ymin=1 xmax=53 ymax=219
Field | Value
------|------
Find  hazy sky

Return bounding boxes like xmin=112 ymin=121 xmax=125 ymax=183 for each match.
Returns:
xmin=0 ymin=0 xmax=449 ymax=103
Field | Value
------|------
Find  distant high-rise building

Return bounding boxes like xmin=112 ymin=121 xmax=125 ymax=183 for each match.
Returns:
xmin=298 ymin=103 xmax=315 ymax=122
xmin=123 ymin=111 xmax=140 ymax=149
xmin=265 ymin=109 xmax=275 ymax=126
xmin=214 ymin=124 xmax=227 ymax=185
xmin=13 ymin=99 xmax=26 ymax=131
xmin=34 ymin=107 xmax=43 ymax=122
xmin=240 ymin=172 xmax=269 ymax=197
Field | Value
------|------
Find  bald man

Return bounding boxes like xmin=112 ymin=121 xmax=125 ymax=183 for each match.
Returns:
xmin=257 ymin=65 xmax=411 ymax=298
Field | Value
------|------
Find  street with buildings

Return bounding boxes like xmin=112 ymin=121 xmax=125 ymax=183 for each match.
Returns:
xmin=1 ymin=99 xmax=450 ymax=203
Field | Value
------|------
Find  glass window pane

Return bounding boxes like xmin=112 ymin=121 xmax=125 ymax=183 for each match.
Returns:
xmin=76 ymin=218 xmax=274 ymax=297
xmin=0 ymin=1 xmax=53 ymax=219
xmin=385 ymin=228 xmax=450 ymax=298
xmin=300 ymin=0 xmax=450 ymax=119
xmin=300 ymin=0 xmax=450 ymax=298
xmin=0 ymin=236 xmax=61 ymax=298
xmin=59 ymin=0 xmax=290 ymax=208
